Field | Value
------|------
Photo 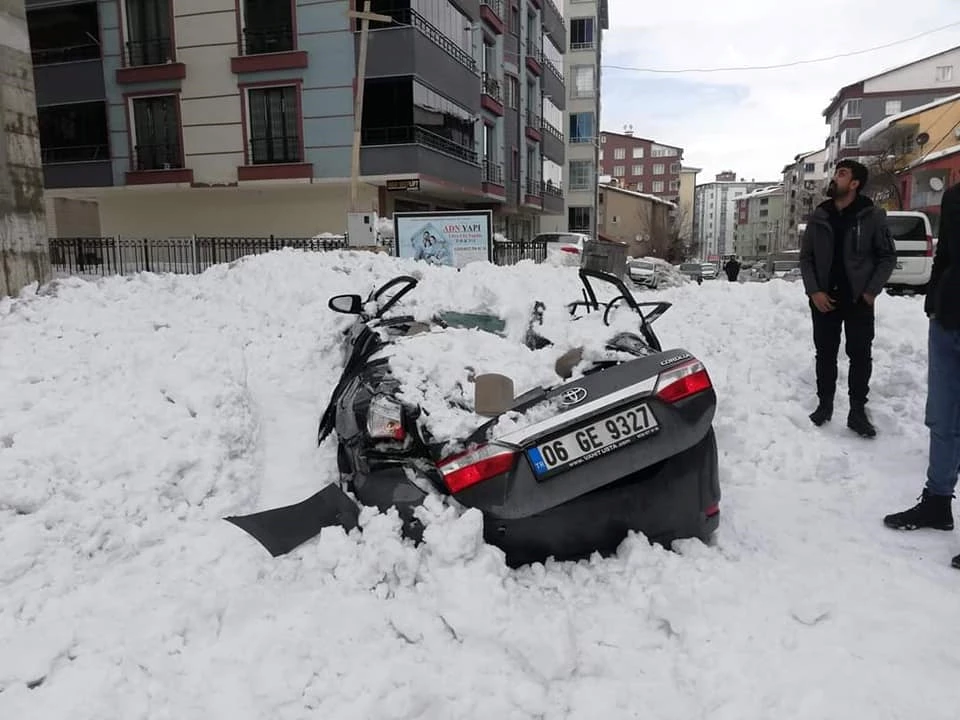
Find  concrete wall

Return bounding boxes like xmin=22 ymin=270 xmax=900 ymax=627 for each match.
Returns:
xmin=0 ymin=0 xmax=49 ymax=297
xmin=45 ymin=197 xmax=101 ymax=237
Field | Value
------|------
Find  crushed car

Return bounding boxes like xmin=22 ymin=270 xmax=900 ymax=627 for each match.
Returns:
xmin=228 ymin=269 xmax=721 ymax=567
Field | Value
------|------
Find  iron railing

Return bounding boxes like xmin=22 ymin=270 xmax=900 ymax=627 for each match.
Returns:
xmin=525 ymin=42 xmax=541 ymax=62
xmin=242 ymin=25 xmax=294 ymax=55
xmin=42 ymin=144 xmax=110 ymax=164
xmin=492 ymin=240 xmax=547 ymax=265
xmin=483 ymin=159 xmax=503 ymax=184
xmin=250 ymin=135 xmax=301 ymax=165
xmin=482 ymin=72 xmax=502 ymax=103
xmin=370 ymin=9 xmax=476 ymax=73
xmin=543 ymin=56 xmax=563 ymax=84
xmin=525 ymin=177 xmax=542 ymax=197
xmin=480 ymin=0 xmax=504 ymax=19
xmin=525 ymin=109 xmax=541 ymax=131
xmin=32 ymin=43 xmax=100 ymax=65
xmin=125 ymin=38 xmax=173 ymax=67
xmin=541 ymin=180 xmax=563 ymax=198
xmin=362 ymin=125 xmax=479 ymax=164
xmin=541 ymin=119 xmax=563 ymax=142
xmin=133 ymin=142 xmax=183 ymax=171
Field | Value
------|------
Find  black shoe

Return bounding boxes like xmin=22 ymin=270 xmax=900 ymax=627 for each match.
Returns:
xmin=883 ymin=489 xmax=955 ymax=531
xmin=952 ymin=553 xmax=960 ymax=569
xmin=809 ymin=401 xmax=833 ymax=427
xmin=847 ymin=405 xmax=876 ymax=438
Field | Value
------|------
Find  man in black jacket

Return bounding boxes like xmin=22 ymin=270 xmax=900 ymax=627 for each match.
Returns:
xmin=883 ymin=182 xmax=960 ymax=569
xmin=799 ymin=159 xmax=896 ymax=438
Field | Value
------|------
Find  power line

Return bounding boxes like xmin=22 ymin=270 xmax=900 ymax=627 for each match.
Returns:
xmin=601 ymin=20 xmax=960 ymax=74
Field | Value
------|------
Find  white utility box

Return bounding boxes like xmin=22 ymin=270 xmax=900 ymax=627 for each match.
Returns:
xmin=346 ymin=211 xmax=378 ymax=247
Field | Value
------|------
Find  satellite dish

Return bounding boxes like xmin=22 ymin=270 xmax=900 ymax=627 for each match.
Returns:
xmin=930 ymin=176 xmax=945 ymax=192
xmin=917 ymin=132 xmax=930 ymax=146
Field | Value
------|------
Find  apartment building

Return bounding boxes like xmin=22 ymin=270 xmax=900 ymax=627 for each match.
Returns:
xmin=694 ymin=171 xmax=778 ymax=260
xmin=733 ymin=185 xmax=784 ymax=261
xmin=822 ymin=46 xmax=960 ymax=172
xmin=26 ymin=0 xmax=565 ymax=240
xmin=540 ymin=0 xmax=608 ymax=237
xmin=677 ymin=165 xmax=699 ymax=243
xmin=780 ymin=148 xmax=827 ymax=251
xmin=598 ymin=128 xmax=684 ymax=203
xmin=596 ymin=182 xmax=674 ymax=257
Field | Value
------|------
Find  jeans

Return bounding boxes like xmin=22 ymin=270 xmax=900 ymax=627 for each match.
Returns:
xmin=925 ymin=318 xmax=960 ymax=497
xmin=810 ymin=297 xmax=875 ymax=406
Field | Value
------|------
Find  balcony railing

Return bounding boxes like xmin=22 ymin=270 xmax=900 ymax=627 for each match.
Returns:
xmin=362 ymin=125 xmax=479 ymax=164
xmin=543 ymin=0 xmax=563 ymax=20
xmin=41 ymin=144 xmax=110 ymax=164
xmin=541 ymin=119 xmax=563 ymax=142
xmin=482 ymin=72 xmax=502 ymax=102
xmin=525 ymin=42 xmax=541 ymax=61
xmin=525 ymin=109 xmax=541 ymax=130
xmin=371 ymin=9 xmax=476 ymax=73
xmin=249 ymin=135 xmax=301 ymax=165
xmin=483 ymin=159 xmax=503 ymax=184
xmin=570 ymin=40 xmax=595 ymax=52
xmin=32 ymin=43 xmax=100 ymax=66
xmin=525 ymin=177 xmax=542 ymax=196
xmin=543 ymin=55 xmax=563 ymax=83
xmin=132 ymin=142 xmax=183 ymax=171
xmin=480 ymin=0 xmax=504 ymax=19
xmin=242 ymin=25 xmax=294 ymax=55
xmin=541 ymin=180 xmax=563 ymax=197
xmin=125 ymin=37 xmax=173 ymax=67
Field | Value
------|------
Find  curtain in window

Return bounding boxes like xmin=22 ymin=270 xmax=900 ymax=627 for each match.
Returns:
xmin=249 ymin=87 xmax=299 ymax=163
xmin=133 ymin=96 xmax=177 ymax=170
xmin=126 ymin=0 xmax=171 ymax=65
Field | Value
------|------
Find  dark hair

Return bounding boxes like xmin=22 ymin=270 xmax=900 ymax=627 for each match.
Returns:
xmin=836 ymin=159 xmax=869 ymax=192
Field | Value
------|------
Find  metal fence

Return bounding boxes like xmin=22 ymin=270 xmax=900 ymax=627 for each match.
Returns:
xmin=48 ymin=236 xmax=547 ymax=278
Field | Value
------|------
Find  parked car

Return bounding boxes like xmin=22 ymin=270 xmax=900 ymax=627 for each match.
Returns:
xmin=678 ymin=262 xmax=704 ymax=282
xmin=627 ymin=258 xmax=660 ymax=289
xmin=228 ymin=270 xmax=721 ymax=567
xmin=884 ymin=210 xmax=937 ymax=294
xmin=700 ymin=263 xmax=719 ymax=280
xmin=534 ymin=232 xmax=590 ymax=266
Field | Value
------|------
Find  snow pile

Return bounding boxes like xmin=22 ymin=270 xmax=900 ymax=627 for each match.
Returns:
xmin=2 ymin=250 xmax=960 ymax=718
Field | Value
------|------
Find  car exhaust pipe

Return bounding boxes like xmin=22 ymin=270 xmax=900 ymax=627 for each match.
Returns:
xmin=474 ymin=373 xmax=515 ymax=416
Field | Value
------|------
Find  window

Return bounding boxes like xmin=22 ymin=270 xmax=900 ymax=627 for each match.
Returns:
xmin=526 ymin=144 xmax=538 ymax=181
xmin=632 ymin=146 xmax=643 ymax=159
xmin=653 ymin=163 xmax=664 ymax=174
xmin=413 ymin=0 xmax=471 ymax=53
xmin=936 ymin=65 xmax=954 ymax=82
xmin=571 ymin=65 xmax=595 ymax=97
xmin=27 ymin=3 xmax=101 ymax=65
xmin=669 ymin=180 xmax=679 ymax=191
xmin=247 ymin=85 xmax=300 ymax=164
xmin=413 ymin=81 xmax=475 ymax=157
xmin=505 ymin=75 xmax=520 ymax=108
xmin=123 ymin=0 xmax=172 ymax=66
xmin=568 ymin=160 xmax=593 ymax=190
xmin=483 ymin=123 xmax=496 ymax=164
xmin=568 ymin=206 xmax=591 ymax=232
xmin=613 ymin=165 xmax=625 ymax=177
xmin=598 ymin=149 xmax=603 ymax=160
xmin=670 ymin=163 xmax=680 ymax=173
xmin=652 ymin=180 xmax=664 ymax=193
xmin=842 ymin=127 xmax=860 ymax=147
xmin=130 ymin=94 xmax=181 ymax=170
xmin=841 ymin=98 xmax=861 ymax=119
xmin=759 ymin=209 xmax=768 ymax=217
xmin=240 ymin=0 xmax=293 ymax=55
xmin=569 ymin=112 xmax=594 ymax=143
xmin=569 ymin=18 xmax=594 ymax=50
xmin=631 ymin=165 xmax=643 ymax=175
xmin=803 ymin=162 xmax=815 ymax=172
xmin=38 ymin=101 xmax=110 ymax=163
xmin=884 ymin=99 xmax=902 ymax=116
xmin=651 ymin=144 xmax=677 ymax=157
xmin=525 ymin=12 xmax=537 ymax=54
xmin=613 ymin=147 xmax=625 ymax=160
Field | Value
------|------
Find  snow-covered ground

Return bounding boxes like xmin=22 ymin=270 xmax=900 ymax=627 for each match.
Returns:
xmin=1 ymin=251 xmax=957 ymax=719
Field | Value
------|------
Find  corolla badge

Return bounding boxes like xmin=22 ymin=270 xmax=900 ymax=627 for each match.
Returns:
xmin=559 ymin=387 xmax=588 ymax=406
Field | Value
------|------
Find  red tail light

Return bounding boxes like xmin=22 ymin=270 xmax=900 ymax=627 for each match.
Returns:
xmin=926 ymin=235 xmax=934 ymax=257
xmin=655 ymin=360 xmax=712 ymax=403
xmin=561 ymin=246 xmax=580 ymax=254
xmin=437 ymin=443 xmax=517 ymax=493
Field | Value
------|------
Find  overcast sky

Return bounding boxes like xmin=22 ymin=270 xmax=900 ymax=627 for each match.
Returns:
xmin=599 ymin=0 xmax=960 ymax=182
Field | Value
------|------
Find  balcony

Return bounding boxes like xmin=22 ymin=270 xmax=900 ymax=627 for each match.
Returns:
xmin=479 ymin=0 xmax=506 ymax=34
xmin=232 ymin=25 xmax=308 ymax=74
xmin=361 ymin=125 xmax=482 ymax=192
xmin=540 ymin=0 xmax=566 ymax=49
xmin=525 ymin=109 xmax=542 ymax=143
xmin=541 ymin=56 xmax=565 ymax=110
xmin=482 ymin=159 xmax=505 ymax=198
xmin=524 ymin=176 xmax=543 ymax=207
xmin=117 ymin=38 xmax=186 ymax=84
xmin=541 ymin=179 xmax=564 ymax=213
xmin=33 ymin=57 xmax=106 ymax=107
xmin=360 ymin=9 xmax=480 ymax=114
xmin=481 ymin=72 xmax=504 ymax=115
xmin=540 ymin=119 xmax=564 ymax=164
xmin=525 ymin=44 xmax=543 ymax=76
xmin=127 ymin=142 xmax=193 ymax=185
xmin=41 ymin=144 xmax=113 ymax=189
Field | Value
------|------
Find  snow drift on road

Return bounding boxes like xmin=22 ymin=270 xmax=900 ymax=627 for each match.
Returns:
xmin=1 ymin=250 xmax=958 ymax=719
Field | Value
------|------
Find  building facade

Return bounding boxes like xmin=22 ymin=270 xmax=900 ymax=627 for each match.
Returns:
xmin=780 ymin=148 xmax=827 ymax=251
xmin=822 ymin=46 xmax=960 ymax=172
xmin=693 ymin=172 xmax=778 ymax=260
xmin=733 ymin=185 xmax=784 ymax=261
xmin=677 ymin=165 xmax=699 ymax=244
xmin=26 ymin=0 xmax=566 ymax=240
xmin=539 ymin=0 xmax=608 ymax=238
xmin=596 ymin=182 xmax=674 ymax=257
xmin=597 ymin=128 xmax=683 ymax=203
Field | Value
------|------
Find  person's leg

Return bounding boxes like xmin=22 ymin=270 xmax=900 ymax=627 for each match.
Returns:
xmin=884 ymin=319 xmax=960 ymax=532
xmin=810 ymin=302 xmax=843 ymax=425
xmin=844 ymin=299 xmax=876 ymax=437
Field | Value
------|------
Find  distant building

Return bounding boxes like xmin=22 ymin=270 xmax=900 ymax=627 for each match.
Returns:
xmin=597 ymin=180 xmax=675 ymax=258
xmin=694 ymin=172 xmax=779 ymax=260
xmin=677 ymin=166 xmax=700 ymax=243
xmin=598 ymin=129 xmax=684 ymax=203
xmin=781 ymin=149 xmax=828 ymax=251
xmin=734 ymin=185 xmax=784 ymax=261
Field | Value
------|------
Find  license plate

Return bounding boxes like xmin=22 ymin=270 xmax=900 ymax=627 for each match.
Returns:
xmin=526 ymin=404 xmax=660 ymax=478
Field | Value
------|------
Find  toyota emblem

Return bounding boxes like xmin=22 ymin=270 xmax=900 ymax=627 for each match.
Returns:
xmin=560 ymin=387 xmax=588 ymax=406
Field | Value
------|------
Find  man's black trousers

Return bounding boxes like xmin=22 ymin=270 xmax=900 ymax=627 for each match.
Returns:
xmin=810 ymin=298 xmax=876 ymax=407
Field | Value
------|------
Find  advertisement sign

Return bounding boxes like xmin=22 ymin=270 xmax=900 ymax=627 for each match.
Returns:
xmin=393 ymin=210 xmax=493 ymax=268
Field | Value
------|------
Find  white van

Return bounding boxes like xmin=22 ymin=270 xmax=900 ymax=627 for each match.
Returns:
xmin=884 ymin=211 xmax=936 ymax=294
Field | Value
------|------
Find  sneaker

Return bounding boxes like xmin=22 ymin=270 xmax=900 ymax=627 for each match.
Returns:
xmin=847 ymin=405 xmax=876 ymax=438
xmin=883 ymin=489 xmax=954 ymax=531
xmin=809 ymin=401 xmax=833 ymax=427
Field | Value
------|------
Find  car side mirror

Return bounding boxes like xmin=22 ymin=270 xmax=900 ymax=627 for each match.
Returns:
xmin=328 ymin=294 xmax=363 ymax=314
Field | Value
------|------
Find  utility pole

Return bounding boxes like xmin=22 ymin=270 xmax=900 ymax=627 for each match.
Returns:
xmin=346 ymin=2 xmax=392 ymax=212
xmin=1 ymin=0 xmax=50 ymax=297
